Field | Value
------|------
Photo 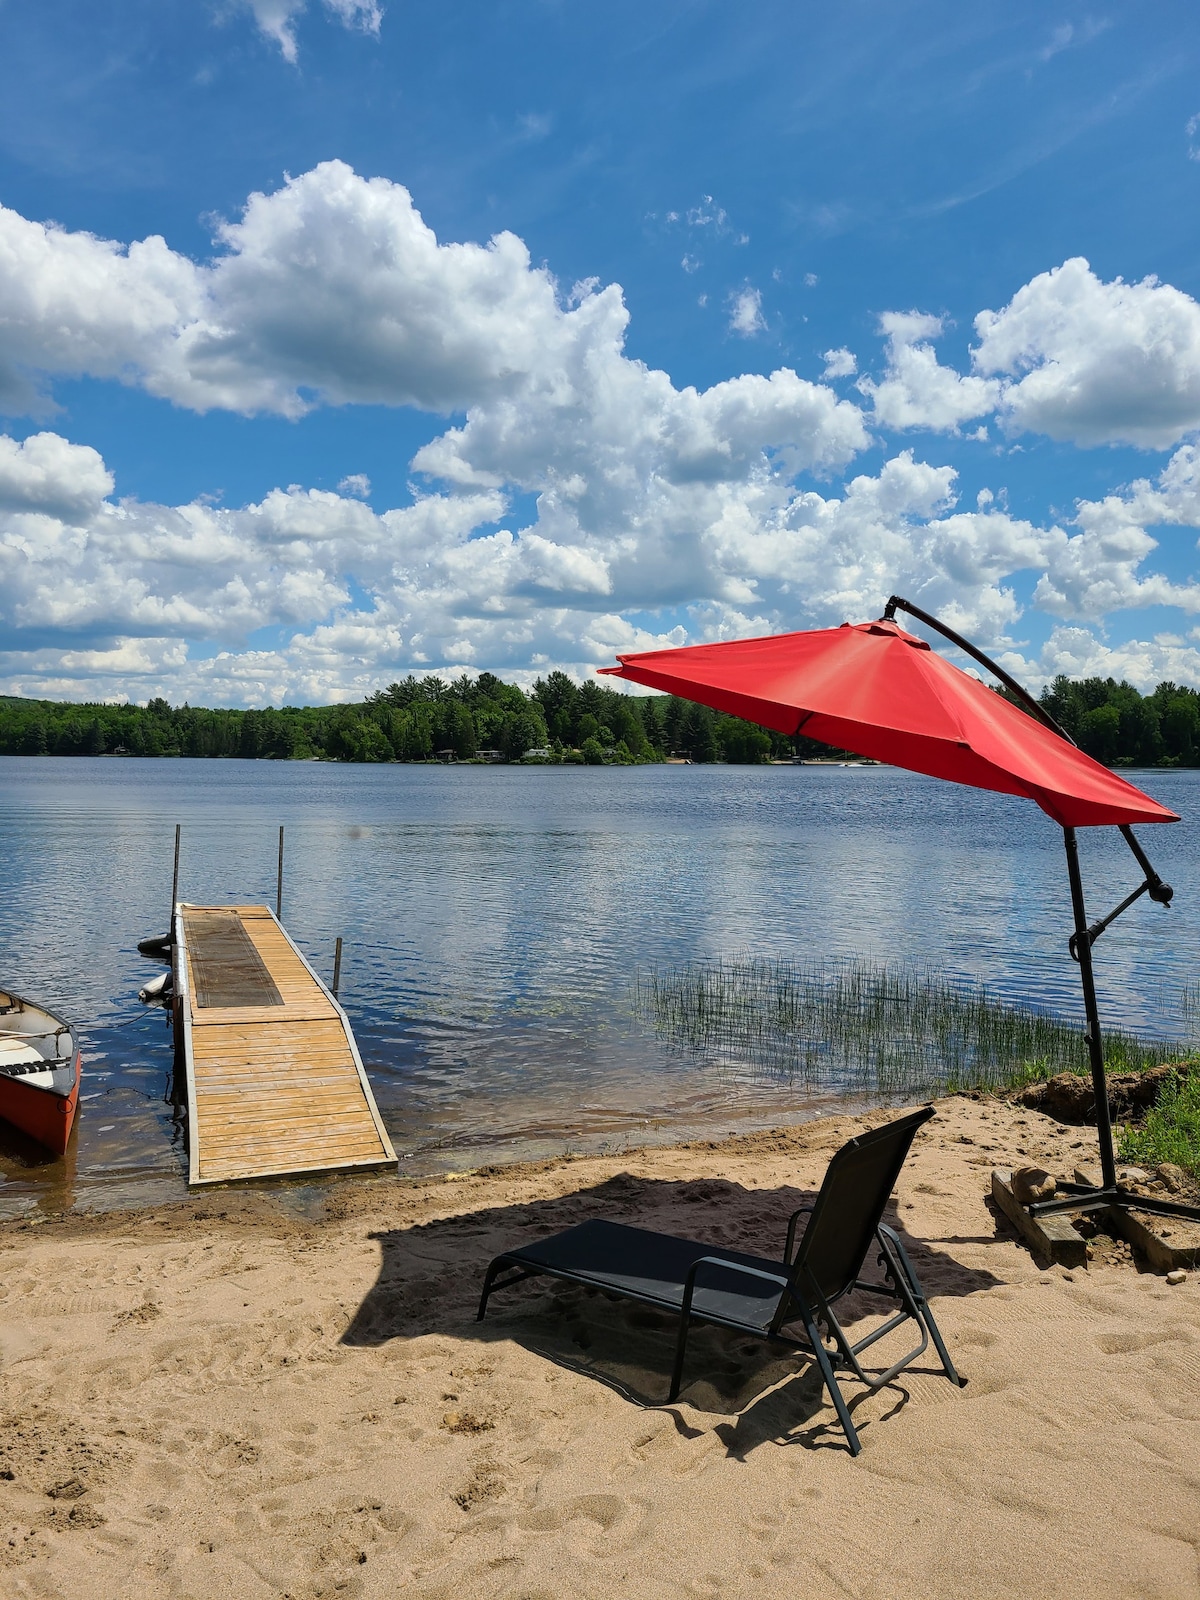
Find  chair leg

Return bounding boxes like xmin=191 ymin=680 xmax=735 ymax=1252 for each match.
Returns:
xmin=798 ymin=1304 xmax=861 ymax=1456
xmin=877 ymin=1225 xmax=963 ymax=1387
xmin=476 ymin=1257 xmax=504 ymax=1321
xmin=668 ymin=1313 xmax=692 ymax=1402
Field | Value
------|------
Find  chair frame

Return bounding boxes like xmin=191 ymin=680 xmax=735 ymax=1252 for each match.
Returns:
xmin=478 ymin=1108 xmax=963 ymax=1455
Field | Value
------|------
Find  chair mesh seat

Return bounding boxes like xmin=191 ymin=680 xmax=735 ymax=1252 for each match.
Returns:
xmin=508 ymin=1218 xmax=785 ymax=1329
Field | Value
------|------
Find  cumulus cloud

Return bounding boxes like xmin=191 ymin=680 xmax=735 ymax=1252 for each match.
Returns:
xmin=238 ymin=0 xmax=382 ymax=63
xmin=0 ymin=164 xmax=592 ymax=417
xmin=984 ymin=624 xmax=1200 ymax=698
xmin=1030 ymin=627 xmax=1200 ymax=692
xmin=0 ymin=432 xmax=113 ymax=523
xmin=0 ymin=207 xmax=203 ymax=415
xmin=6 ymin=175 xmax=1197 ymax=463
xmin=7 ymin=416 xmax=1200 ymax=704
xmin=10 ymin=424 xmax=1197 ymax=705
xmin=0 ymin=166 xmax=832 ymax=442
xmin=1025 ymin=441 xmax=1200 ymax=622
xmin=8 ymin=170 xmax=1200 ymax=702
xmin=858 ymin=312 xmax=1001 ymax=432
xmin=976 ymin=258 xmax=1200 ymax=448
xmin=855 ymin=260 xmax=1200 ymax=450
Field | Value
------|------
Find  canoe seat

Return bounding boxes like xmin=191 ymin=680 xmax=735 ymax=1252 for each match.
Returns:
xmin=0 ymin=1037 xmax=44 ymax=1069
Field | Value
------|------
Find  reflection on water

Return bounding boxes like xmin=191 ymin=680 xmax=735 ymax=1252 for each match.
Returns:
xmin=0 ymin=756 xmax=1196 ymax=1216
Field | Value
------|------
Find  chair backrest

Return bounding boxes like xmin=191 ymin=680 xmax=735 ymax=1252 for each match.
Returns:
xmin=790 ymin=1106 xmax=934 ymax=1305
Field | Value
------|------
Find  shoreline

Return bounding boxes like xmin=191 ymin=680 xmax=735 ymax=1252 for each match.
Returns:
xmin=3 ymin=1094 xmax=1197 ymax=1598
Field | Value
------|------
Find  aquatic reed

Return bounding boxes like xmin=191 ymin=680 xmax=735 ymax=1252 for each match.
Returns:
xmin=632 ymin=957 xmax=1189 ymax=1100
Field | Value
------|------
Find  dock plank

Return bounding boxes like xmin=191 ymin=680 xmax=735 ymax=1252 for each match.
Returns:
xmin=176 ymin=902 xmax=396 ymax=1186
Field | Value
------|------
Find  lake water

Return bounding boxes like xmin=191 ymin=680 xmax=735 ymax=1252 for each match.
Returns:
xmin=2 ymin=757 xmax=1197 ymax=1218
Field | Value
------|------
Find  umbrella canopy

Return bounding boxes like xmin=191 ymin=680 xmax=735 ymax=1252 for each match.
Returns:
xmin=600 ymin=619 xmax=1178 ymax=830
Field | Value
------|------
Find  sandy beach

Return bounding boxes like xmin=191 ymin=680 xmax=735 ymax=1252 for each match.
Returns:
xmin=2 ymin=1094 xmax=1198 ymax=1600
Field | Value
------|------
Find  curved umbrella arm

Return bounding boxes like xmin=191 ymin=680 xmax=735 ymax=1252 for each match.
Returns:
xmin=881 ymin=594 xmax=1073 ymax=741
xmin=884 ymin=594 xmax=1176 ymax=928
xmin=1119 ymin=824 xmax=1173 ymax=905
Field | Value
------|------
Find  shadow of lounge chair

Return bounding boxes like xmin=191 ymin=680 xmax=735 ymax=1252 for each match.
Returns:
xmin=477 ymin=1104 xmax=963 ymax=1455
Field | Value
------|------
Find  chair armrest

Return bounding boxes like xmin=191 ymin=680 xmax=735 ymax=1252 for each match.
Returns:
xmin=680 ymin=1255 xmax=791 ymax=1317
xmin=784 ymin=1205 xmax=814 ymax=1265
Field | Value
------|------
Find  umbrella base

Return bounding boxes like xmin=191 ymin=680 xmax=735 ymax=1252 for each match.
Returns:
xmin=1031 ymin=1181 xmax=1200 ymax=1222
xmin=1030 ymin=1182 xmax=1200 ymax=1273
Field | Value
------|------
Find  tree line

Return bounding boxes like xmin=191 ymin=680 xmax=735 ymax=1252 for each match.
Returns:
xmin=0 ymin=671 xmax=788 ymax=764
xmin=2 ymin=669 xmax=1199 ymax=767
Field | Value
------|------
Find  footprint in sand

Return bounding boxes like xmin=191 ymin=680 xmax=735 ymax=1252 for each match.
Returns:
xmin=517 ymin=1491 xmax=631 ymax=1540
xmin=1094 ymin=1327 xmax=1190 ymax=1356
xmin=453 ymin=1460 xmax=507 ymax=1511
xmin=956 ymin=1326 xmax=999 ymax=1349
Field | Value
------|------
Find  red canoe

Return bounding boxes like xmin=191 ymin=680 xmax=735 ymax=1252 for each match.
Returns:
xmin=0 ymin=987 xmax=80 ymax=1156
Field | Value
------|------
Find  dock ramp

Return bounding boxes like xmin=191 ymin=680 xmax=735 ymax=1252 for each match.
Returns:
xmin=174 ymin=903 xmax=395 ymax=1186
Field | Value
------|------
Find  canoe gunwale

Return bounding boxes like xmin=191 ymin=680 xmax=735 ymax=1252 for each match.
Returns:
xmin=0 ymin=988 xmax=81 ymax=1153
xmin=0 ymin=988 xmax=79 ymax=1092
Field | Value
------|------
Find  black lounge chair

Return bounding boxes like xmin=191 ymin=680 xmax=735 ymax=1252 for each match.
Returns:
xmin=477 ymin=1105 xmax=962 ymax=1454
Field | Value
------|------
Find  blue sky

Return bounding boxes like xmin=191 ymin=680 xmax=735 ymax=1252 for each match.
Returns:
xmin=2 ymin=1 xmax=1200 ymax=704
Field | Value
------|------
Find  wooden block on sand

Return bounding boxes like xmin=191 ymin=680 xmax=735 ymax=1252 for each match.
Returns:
xmin=991 ymin=1169 xmax=1087 ymax=1268
xmin=1106 ymin=1204 xmax=1200 ymax=1272
xmin=1071 ymin=1166 xmax=1200 ymax=1270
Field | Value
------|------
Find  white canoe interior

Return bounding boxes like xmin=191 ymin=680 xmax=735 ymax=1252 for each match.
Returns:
xmin=0 ymin=990 xmax=76 ymax=1095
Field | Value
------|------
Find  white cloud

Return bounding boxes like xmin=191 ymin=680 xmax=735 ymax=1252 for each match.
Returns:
xmin=11 ymin=418 xmax=1200 ymax=705
xmin=11 ymin=173 xmax=1200 ymax=702
xmin=7 ymin=176 xmax=1195 ymax=465
xmin=238 ymin=0 xmax=382 ymax=63
xmin=1032 ymin=501 xmax=1200 ymax=621
xmin=822 ymin=347 xmax=856 ymax=379
xmin=0 ymin=432 xmax=113 ymax=523
xmin=0 ymin=206 xmax=203 ymax=415
xmin=858 ymin=312 xmax=1001 ymax=432
xmin=728 ymin=287 xmax=765 ymax=337
xmin=686 ymin=197 xmax=729 ymax=231
xmin=1024 ymin=441 xmax=1200 ymax=621
xmin=0 ymin=163 xmax=574 ymax=418
xmin=1 ymin=166 xmax=799 ymax=428
xmin=0 ymin=430 xmax=1124 ymax=704
xmin=1004 ymin=626 xmax=1200 ymax=696
xmin=976 ymin=258 xmax=1200 ymax=448
xmin=856 ymin=259 xmax=1200 ymax=450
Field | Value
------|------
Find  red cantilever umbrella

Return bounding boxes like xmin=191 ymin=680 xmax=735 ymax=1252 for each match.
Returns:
xmin=601 ymin=595 xmax=1196 ymax=1234
xmin=600 ymin=616 xmax=1176 ymax=830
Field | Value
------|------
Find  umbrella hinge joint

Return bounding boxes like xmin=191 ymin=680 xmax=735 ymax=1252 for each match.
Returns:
xmin=1067 ymin=870 xmax=1173 ymax=962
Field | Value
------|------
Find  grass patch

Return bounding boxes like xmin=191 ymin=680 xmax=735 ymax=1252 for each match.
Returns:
xmin=633 ymin=957 xmax=1187 ymax=1101
xmin=1119 ymin=1066 xmax=1200 ymax=1183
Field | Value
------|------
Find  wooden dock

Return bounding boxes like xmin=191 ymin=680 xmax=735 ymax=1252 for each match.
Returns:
xmin=173 ymin=903 xmax=396 ymax=1186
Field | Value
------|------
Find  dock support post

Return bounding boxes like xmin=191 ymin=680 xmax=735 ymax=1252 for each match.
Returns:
xmin=171 ymin=824 xmax=181 ymax=926
xmin=276 ymin=825 xmax=284 ymax=920
xmin=332 ymin=936 xmax=343 ymax=997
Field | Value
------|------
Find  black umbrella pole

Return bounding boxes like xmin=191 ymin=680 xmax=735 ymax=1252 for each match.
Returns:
xmin=1063 ymin=827 xmax=1118 ymax=1192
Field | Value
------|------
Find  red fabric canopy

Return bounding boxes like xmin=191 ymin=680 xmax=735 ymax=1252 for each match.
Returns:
xmin=600 ymin=619 xmax=1178 ymax=829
